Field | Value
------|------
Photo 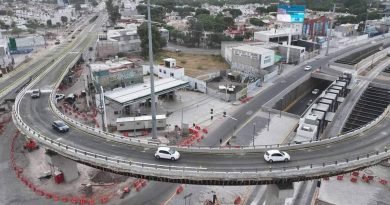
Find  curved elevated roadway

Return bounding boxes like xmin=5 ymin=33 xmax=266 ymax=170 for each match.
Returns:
xmin=13 ymin=27 xmax=390 ymax=185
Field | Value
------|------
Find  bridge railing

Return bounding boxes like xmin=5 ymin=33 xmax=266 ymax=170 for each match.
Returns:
xmin=40 ymin=34 xmax=390 ymax=153
xmin=12 ymin=107 xmax=390 ymax=179
xmin=49 ymin=86 xmax=390 ymax=153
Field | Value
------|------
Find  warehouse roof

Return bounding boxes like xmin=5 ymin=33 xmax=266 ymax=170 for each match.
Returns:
xmin=105 ymin=78 xmax=189 ymax=106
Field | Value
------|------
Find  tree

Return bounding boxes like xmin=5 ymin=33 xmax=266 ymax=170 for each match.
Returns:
xmin=11 ymin=27 xmax=23 ymax=37
xmin=47 ymin=19 xmax=52 ymax=27
xmin=223 ymin=9 xmax=242 ymax=19
xmin=27 ymin=28 xmax=36 ymax=34
xmin=136 ymin=5 xmax=165 ymax=23
xmin=61 ymin=16 xmax=68 ymax=25
xmin=137 ymin=22 xmax=166 ymax=58
xmin=250 ymin=18 xmax=265 ymax=27
xmin=244 ymin=31 xmax=253 ymax=39
xmin=255 ymin=7 xmax=267 ymax=15
xmin=75 ymin=3 xmax=81 ymax=11
xmin=195 ymin=8 xmax=210 ymax=16
xmin=91 ymin=0 xmax=98 ymax=7
xmin=106 ymin=0 xmax=121 ymax=24
xmin=0 ymin=20 xmax=9 ymax=30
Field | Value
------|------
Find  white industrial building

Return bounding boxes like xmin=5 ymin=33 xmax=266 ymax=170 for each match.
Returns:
xmin=278 ymin=44 xmax=306 ymax=64
xmin=97 ymin=27 xmax=141 ymax=58
xmin=144 ymin=58 xmax=185 ymax=79
xmin=231 ymin=45 xmax=275 ymax=77
xmin=254 ymin=26 xmax=302 ymax=43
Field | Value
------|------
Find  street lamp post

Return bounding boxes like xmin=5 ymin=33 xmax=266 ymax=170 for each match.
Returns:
xmin=147 ymin=0 xmax=157 ymax=139
xmin=279 ymin=98 xmax=283 ymax=118
xmin=252 ymin=122 xmax=256 ymax=147
xmin=325 ymin=4 xmax=336 ymax=56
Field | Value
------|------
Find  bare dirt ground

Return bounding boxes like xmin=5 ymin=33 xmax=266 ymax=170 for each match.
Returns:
xmin=156 ymin=51 xmax=229 ymax=77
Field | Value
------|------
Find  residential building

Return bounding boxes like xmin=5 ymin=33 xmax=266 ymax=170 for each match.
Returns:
xmin=335 ymin=24 xmax=358 ymax=37
xmin=303 ymin=16 xmax=329 ymax=38
xmin=90 ymin=58 xmax=143 ymax=90
xmin=159 ymin=28 xmax=169 ymax=43
xmin=278 ymin=44 xmax=305 ymax=64
xmin=231 ymin=45 xmax=275 ymax=77
xmin=0 ymin=38 xmax=13 ymax=73
xmin=96 ymin=27 xmax=141 ymax=58
xmin=143 ymin=58 xmax=185 ymax=79
xmin=254 ymin=26 xmax=301 ymax=43
xmin=14 ymin=6 xmax=76 ymax=26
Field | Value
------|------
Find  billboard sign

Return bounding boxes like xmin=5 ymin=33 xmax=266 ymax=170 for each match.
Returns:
xmin=277 ymin=5 xmax=305 ymax=23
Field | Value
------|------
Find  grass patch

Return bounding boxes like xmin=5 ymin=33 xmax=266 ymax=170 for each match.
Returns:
xmin=156 ymin=51 xmax=229 ymax=77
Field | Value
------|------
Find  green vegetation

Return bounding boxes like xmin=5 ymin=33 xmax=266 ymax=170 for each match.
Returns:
xmin=222 ymin=8 xmax=242 ymax=19
xmin=249 ymin=18 xmax=265 ymax=27
xmin=136 ymin=5 xmax=165 ymax=23
xmin=46 ymin=19 xmax=52 ymax=27
xmin=61 ymin=16 xmax=68 ymax=25
xmin=11 ymin=27 xmax=23 ymax=37
xmin=195 ymin=8 xmax=210 ymax=16
xmin=174 ymin=7 xmax=195 ymax=18
xmin=137 ymin=22 xmax=167 ymax=58
xmin=150 ymin=0 xmax=279 ymax=7
xmin=105 ymin=0 xmax=121 ymax=24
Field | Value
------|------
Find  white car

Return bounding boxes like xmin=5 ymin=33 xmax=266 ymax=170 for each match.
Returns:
xmin=264 ymin=150 xmax=290 ymax=163
xmin=312 ymin=89 xmax=319 ymax=95
xmin=304 ymin=65 xmax=312 ymax=71
xmin=31 ymin=89 xmax=41 ymax=98
xmin=155 ymin=147 xmax=180 ymax=161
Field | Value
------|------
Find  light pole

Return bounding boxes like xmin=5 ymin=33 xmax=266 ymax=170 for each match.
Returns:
xmin=325 ymin=4 xmax=336 ymax=56
xmin=252 ymin=122 xmax=256 ymax=146
xmin=147 ymin=0 xmax=157 ymax=139
xmin=279 ymin=98 xmax=283 ymax=118
xmin=364 ymin=0 xmax=373 ymax=34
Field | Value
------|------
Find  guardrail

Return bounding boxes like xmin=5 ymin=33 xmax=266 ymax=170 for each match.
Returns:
xmin=12 ymin=108 xmax=390 ymax=181
xmin=49 ymin=86 xmax=390 ymax=153
xmin=11 ymin=41 xmax=390 ymax=182
xmin=39 ymin=31 xmax=390 ymax=153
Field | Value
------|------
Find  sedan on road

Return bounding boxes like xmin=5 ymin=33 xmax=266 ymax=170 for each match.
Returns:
xmin=312 ymin=89 xmax=320 ymax=95
xmin=304 ymin=65 xmax=312 ymax=71
xmin=155 ymin=147 xmax=180 ymax=161
xmin=264 ymin=150 xmax=290 ymax=163
xmin=52 ymin=120 xmax=70 ymax=133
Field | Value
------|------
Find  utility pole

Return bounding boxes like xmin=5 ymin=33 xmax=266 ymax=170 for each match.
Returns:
xmin=147 ymin=0 xmax=157 ymax=139
xmin=286 ymin=24 xmax=292 ymax=64
xmin=364 ymin=0 xmax=373 ymax=34
xmin=100 ymin=86 xmax=107 ymax=132
xmin=252 ymin=123 xmax=256 ymax=146
xmin=325 ymin=3 xmax=336 ymax=56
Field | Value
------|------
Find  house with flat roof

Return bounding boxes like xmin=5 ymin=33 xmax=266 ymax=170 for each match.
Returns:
xmin=231 ymin=45 xmax=275 ymax=77
xmin=90 ymin=58 xmax=143 ymax=91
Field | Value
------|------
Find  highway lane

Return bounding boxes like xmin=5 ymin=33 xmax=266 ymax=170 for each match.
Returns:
xmin=0 ymin=13 xmax=100 ymax=101
xmin=19 ymin=86 xmax=390 ymax=172
xmin=14 ymin=17 xmax=390 ymax=184
xmin=201 ymin=40 xmax=390 ymax=146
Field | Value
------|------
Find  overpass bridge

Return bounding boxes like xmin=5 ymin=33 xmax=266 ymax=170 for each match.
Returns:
xmin=9 ymin=20 xmax=390 ymax=185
